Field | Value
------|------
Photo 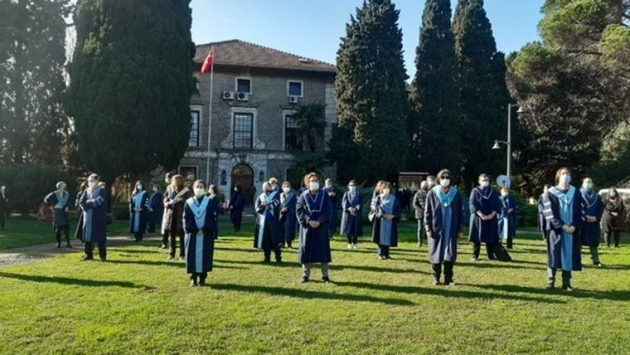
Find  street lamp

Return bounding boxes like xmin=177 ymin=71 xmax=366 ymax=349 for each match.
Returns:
xmin=492 ymin=104 xmax=525 ymax=179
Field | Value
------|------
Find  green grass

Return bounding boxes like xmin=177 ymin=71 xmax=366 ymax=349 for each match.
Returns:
xmin=0 ymin=216 xmax=629 ymax=354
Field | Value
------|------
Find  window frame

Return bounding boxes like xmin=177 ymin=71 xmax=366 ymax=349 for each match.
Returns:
xmin=232 ymin=112 xmax=254 ymax=149
xmin=235 ymin=77 xmax=252 ymax=94
xmin=287 ymin=80 xmax=304 ymax=97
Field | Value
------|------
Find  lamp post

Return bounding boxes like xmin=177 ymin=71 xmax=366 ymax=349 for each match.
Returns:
xmin=493 ymin=103 xmax=524 ymax=179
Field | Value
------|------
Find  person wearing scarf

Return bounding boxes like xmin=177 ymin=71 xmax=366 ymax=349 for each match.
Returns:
xmin=424 ymin=169 xmax=466 ymax=286
xmin=129 ymin=180 xmax=149 ymax=242
xmin=44 ymin=181 xmax=72 ymax=248
xmin=341 ymin=180 xmax=363 ymax=249
xmin=79 ymin=174 xmax=108 ymax=261
xmin=371 ymin=182 xmax=402 ymax=260
xmin=255 ymin=182 xmax=282 ymax=262
xmin=468 ymin=173 xmax=501 ymax=261
xmin=580 ymin=178 xmax=604 ymax=266
xmin=280 ymin=181 xmax=298 ymax=249
xmin=602 ymin=187 xmax=625 ymax=248
xmin=163 ymin=175 xmax=192 ymax=260
xmin=183 ymin=180 xmax=217 ymax=286
xmin=542 ymin=167 xmax=584 ymax=291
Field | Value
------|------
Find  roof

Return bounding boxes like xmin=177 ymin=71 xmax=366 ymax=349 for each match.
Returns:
xmin=195 ymin=40 xmax=336 ymax=74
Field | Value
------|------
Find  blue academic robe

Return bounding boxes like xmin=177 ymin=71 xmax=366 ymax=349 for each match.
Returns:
xmin=425 ymin=186 xmax=466 ymax=264
xmin=208 ymin=195 xmax=220 ymax=239
xmin=80 ymin=186 xmax=108 ymax=243
xmin=323 ymin=186 xmax=339 ymax=235
xmin=74 ymin=191 xmax=85 ymax=240
xmin=580 ymin=189 xmax=604 ymax=247
xmin=148 ymin=191 xmax=164 ymax=227
xmin=468 ymin=187 xmax=501 ymax=243
xmin=297 ymin=189 xmax=333 ymax=264
xmin=280 ymin=191 xmax=297 ymax=243
xmin=44 ymin=190 xmax=71 ymax=231
xmin=340 ymin=191 xmax=363 ymax=237
xmin=129 ymin=190 xmax=149 ymax=233
xmin=371 ymin=194 xmax=401 ymax=247
xmin=542 ymin=186 xmax=583 ymax=271
xmin=183 ymin=196 xmax=217 ymax=274
xmin=498 ymin=195 xmax=518 ymax=241
xmin=229 ymin=192 xmax=245 ymax=226
xmin=255 ymin=190 xmax=282 ymax=249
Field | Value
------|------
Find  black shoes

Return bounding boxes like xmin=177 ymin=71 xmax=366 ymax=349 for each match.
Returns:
xmin=81 ymin=255 xmax=94 ymax=261
xmin=322 ymin=277 xmax=332 ymax=284
xmin=301 ymin=276 xmax=310 ymax=283
xmin=546 ymin=282 xmax=555 ymax=290
xmin=561 ymin=284 xmax=574 ymax=292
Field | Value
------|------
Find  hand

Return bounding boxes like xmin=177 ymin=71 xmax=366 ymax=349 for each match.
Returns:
xmin=308 ymin=220 xmax=320 ymax=229
xmin=586 ymin=216 xmax=596 ymax=223
xmin=612 ymin=212 xmax=618 ymax=216
xmin=427 ymin=230 xmax=434 ymax=239
xmin=281 ymin=207 xmax=288 ymax=213
xmin=562 ymin=225 xmax=569 ymax=232
xmin=567 ymin=226 xmax=576 ymax=234
xmin=508 ymin=208 xmax=514 ymax=214
xmin=149 ymin=208 xmax=153 ymax=212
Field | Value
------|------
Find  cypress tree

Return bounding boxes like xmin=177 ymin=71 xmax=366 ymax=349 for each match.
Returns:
xmin=332 ymin=0 xmax=409 ymax=183
xmin=410 ymin=0 xmax=460 ymax=175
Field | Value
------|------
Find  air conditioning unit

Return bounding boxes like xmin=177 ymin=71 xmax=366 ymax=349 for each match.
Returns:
xmin=288 ymin=95 xmax=299 ymax=104
xmin=222 ymin=91 xmax=235 ymax=100
xmin=236 ymin=92 xmax=250 ymax=101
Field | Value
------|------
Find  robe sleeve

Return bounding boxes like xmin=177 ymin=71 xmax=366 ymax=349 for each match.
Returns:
xmin=572 ymin=193 xmax=584 ymax=231
xmin=255 ymin=194 xmax=265 ymax=214
xmin=183 ymin=203 xmax=199 ymax=235
xmin=595 ymin=197 xmax=604 ymax=220
xmin=543 ymin=193 xmax=564 ymax=230
xmin=424 ymin=191 xmax=434 ymax=230
xmin=203 ymin=200 xmax=216 ymax=235
xmin=320 ymin=193 xmax=332 ymax=224
xmin=44 ymin=192 xmax=55 ymax=206
xmin=493 ymin=192 xmax=501 ymax=215
xmin=458 ymin=193 xmax=466 ymax=233
xmin=393 ymin=199 xmax=402 ymax=220
xmin=342 ymin=193 xmax=349 ymax=212
xmin=469 ymin=190 xmax=478 ymax=216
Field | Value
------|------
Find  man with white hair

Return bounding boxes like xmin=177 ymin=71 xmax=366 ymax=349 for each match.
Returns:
xmin=255 ymin=181 xmax=282 ymax=263
xmin=44 ymin=181 xmax=72 ymax=248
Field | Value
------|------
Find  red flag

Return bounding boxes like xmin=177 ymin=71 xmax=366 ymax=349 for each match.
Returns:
xmin=201 ymin=48 xmax=214 ymax=74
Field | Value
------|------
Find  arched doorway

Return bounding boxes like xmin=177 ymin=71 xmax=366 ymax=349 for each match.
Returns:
xmin=231 ymin=164 xmax=255 ymax=205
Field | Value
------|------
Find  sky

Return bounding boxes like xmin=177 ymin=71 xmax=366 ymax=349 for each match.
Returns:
xmin=189 ymin=0 xmax=546 ymax=78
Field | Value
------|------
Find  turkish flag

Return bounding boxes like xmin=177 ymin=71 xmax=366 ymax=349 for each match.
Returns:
xmin=201 ymin=48 xmax=214 ymax=74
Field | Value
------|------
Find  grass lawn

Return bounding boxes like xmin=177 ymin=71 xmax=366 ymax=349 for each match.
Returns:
xmin=0 ymin=216 xmax=629 ymax=354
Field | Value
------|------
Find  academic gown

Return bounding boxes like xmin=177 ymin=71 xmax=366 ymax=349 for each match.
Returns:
xmin=129 ymin=190 xmax=149 ymax=234
xmin=208 ymin=195 xmax=220 ymax=239
xmin=148 ymin=191 xmax=164 ymax=227
xmin=371 ymin=194 xmax=401 ymax=247
xmin=498 ymin=195 xmax=518 ymax=241
xmin=323 ymin=186 xmax=339 ymax=234
xmin=183 ymin=196 xmax=217 ymax=274
xmin=280 ymin=191 xmax=297 ymax=243
xmin=542 ymin=186 xmax=583 ymax=272
xmin=468 ymin=187 xmax=501 ymax=243
xmin=580 ymin=189 xmax=604 ymax=247
xmin=537 ymin=193 xmax=548 ymax=238
xmin=340 ymin=191 xmax=363 ymax=238
xmin=80 ymin=186 xmax=108 ymax=243
xmin=74 ymin=191 xmax=85 ymax=240
xmin=296 ymin=189 xmax=333 ymax=264
xmin=254 ymin=190 xmax=282 ymax=249
xmin=44 ymin=190 xmax=71 ymax=231
xmin=229 ymin=192 xmax=245 ymax=226
xmin=425 ymin=186 xmax=466 ymax=264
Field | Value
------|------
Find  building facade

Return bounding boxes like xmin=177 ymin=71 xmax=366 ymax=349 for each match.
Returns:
xmin=177 ymin=40 xmax=337 ymax=203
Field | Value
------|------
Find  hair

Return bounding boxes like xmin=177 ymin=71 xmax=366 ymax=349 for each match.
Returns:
xmin=165 ymin=172 xmax=173 ymax=179
xmin=171 ymin=174 xmax=185 ymax=192
xmin=262 ymin=182 xmax=271 ymax=191
xmin=437 ymin=169 xmax=451 ymax=180
xmin=325 ymin=178 xmax=332 ymax=184
xmin=88 ymin=173 xmax=100 ymax=181
xmin=303 ymin=172 xmax=320 ymax=187
xmin=381 ymin=182 xmax=393 ymax=191
xmin=56 ymin=181 xmax=66 ymax=190
xmin=478 ymin=173 xmax=490 ymax=180
xmin=427 ymin=175 xmax=436 ymax=181
xmin=554 ymin=167 xmax=571 ymax=184
xmin=79 ymin=181 xmax=88 ymax=191
xmin=582 ymin=177 xmax=593 ymax=183
xmin=282 ymin=181 xmax=292 ymax=189
xmin=269 ymin=177 xmax=278 ymax=185
xmin=132 ymin=180 xmax=143 ymax=195
xmin=348 ymin=180 xmax=356 ymax=186
xmin=375 ymin=180 xmax=385 ymax=193
xmin=209 ymin=184 xmax=218 ymax=195
xmin=420 ymin=181 xmax=428 ymax=189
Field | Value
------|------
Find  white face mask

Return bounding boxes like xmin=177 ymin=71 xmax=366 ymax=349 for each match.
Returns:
xmin=382 ymin=188 xmax=391 ymax=196
xmin=426 ymin=180 xmax=434 ymax=188
xmin=480 ymin=181 xmax=489 ymax=188
xmin=153 ymin=187 xmax=158 ymax=192
xmin=501 ymin=192 xmax=509 ymax=197
xmin=137 ymin=185 xmax=143 ymax=190
xmin=283 ymin=187 xmax=291 ymax=194
xmin=349 ymin=186 xmax=356 ymax=192
xmin=309 ymin=182 xmax=319 ymax=191
xmin=441 ymin=179 xmax=450 ymax=188
xmin=194 ymin=188 xmax=205 ymax=197
xmin=88 ymin=181 xmax=96 ymax=188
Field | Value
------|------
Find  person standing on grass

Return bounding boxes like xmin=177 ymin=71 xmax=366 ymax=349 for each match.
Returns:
xmin=297 ymin=172 xmax=333 ymax=283
xmin=44 ymin=181 xmax=72 ymax=249
xmin=340 ymin=180 xmax=363 ymax=250
xmin=542 ymin=167 xmax=583 ymax=291
xmin=580 ymin=178 xmax=604 ymax=267
xmin=74 ymin=181 xmax=88 ymax=243
xmin=498 ymin=186 xmax=518 ymax=249
xmin=228 ymin=184 xmax=245 ymax=232
xmin=147 ymin=184 xmax=163 ymax=234
xmin=280 ymin=181 xmax=297 ymax=249
xmin=369 ymin=180 xmax=386 ymax=246
xmin=0 ymin=185 xmax=8 ymax=231
xmin=129 ymin=180 xmax=149 ymax=242
xmin=602 ymin=187 xmax=624 ymax=249
xmin=413 ymin=178 xmax=433 ymax=247
xmin=323 ymin=179 xmax=339 ymax=240
xmin=255 ymin=182 xmax=282 ymax=263
xmin=79 ymin=174 xmax=108 ymax=262
xmin=160 ymin=172 xmax=174 ymax=249
xmin=183 ymin=180 xmax=218 ymax=287
xmin=371 ymin=182 xmax=402 ymax=260
xmin=538 ymin=184 xmax=551 ymax=241
xmin=207 ymin=185 xmax=221 ymax=239
xmin=425 ymin=169 xmax=465 ymax=286
xmin=468 ymin=173 xmax=501 ymax=261
xmin=163 ymin=175 xmax=192 ymax=260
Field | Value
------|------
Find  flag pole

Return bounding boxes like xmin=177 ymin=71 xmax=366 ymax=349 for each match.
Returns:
xmin=205 ymin=47 xmax=214 ymax=184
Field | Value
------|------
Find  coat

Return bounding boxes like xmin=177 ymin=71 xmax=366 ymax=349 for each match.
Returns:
xmin=340 ymin=191 xmax=363 ymax=238
xmin=296 ymin=189 xmax=332 ymax=264
xmin=602 ymin=197 xmax=625 ymax=233
xmin=79 ymin=186 xmax=108 ymax=243
xmin=163 ymin=188 xmax=193 ymax=233
xmin=44 ymin=190 xmax=71 ymax=231
xmin=542 ymin=186 xmax=583 ymax=271
xmin=413 ymin=189 xmax=428 ymax=220
xmin=425 ymin=186 xmax=466 ymax=264
xmin=468 ymin=187 xmax=501 ymax=243
xmin=371 ymin=194 xmax=401 ymax=247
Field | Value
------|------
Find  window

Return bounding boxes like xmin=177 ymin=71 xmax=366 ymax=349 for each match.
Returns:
xmin=236 ymin=78 xmax=251 ymax=94
xmin=284 ymin=114 xmax=303 ymax=151
xmin=288 ymin=81 xmax=303 ymax=97
xmin=189 ymin=110 xmax=200 ymax=147
xmin=233 ymin=113 xmax=253 ymax=149
xmin=179 ymin=166 xmax=197 ymax=184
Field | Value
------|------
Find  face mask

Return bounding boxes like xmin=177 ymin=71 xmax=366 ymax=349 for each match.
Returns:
xmin=153 ymin=187 xmax=158 ymax=192
xmin=441 ymin=179 xmax=450 ymax=188
xmin=382 ymin=188 xmax=391 ymax=196
xmin=610 ymin=192 xmax=617 ymax=197
xmin=583 ymin=183 xmax=593 ymax=190
xmin=88 ymin=181 xmax=96 ymax=188
xmin=426 ymin=180 xmax=434 ymax=188
xmin=501 ymin=192 xmax=509 ymax=197
xmin=283 ymin=187 xmax=290 ymax=194
xmin=309 ymin=182 xmax=319 ymax=191
xmin=480 ymin=181 xmax=489 ymax=188
xmin=349 ymin=186 xmax=356 ymax=192
xmin=137 ymin=185 xmax=143 ymax=190
xmin=194 ymin=188 xmax=205 ymax=197
xmin=561 ymin=175 xmax=571 ymax=184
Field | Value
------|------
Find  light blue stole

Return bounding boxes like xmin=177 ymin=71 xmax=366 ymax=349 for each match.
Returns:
xmin=550 ymin=185 xmax=576 ymax=270
xmin=187 ymin=196 xmax=210 ymax=273
xmin=257 ymin=191 xmax=278 ymax=248
xmin=54 ymin=191 xmax=69 ymax=209
xmin=432 ymin=186 xmax=457 ymax=259
xmin=132 ymin=190 xmax=146 ymax=232
xmin=379 ymin=195 xmax=395 ymax=245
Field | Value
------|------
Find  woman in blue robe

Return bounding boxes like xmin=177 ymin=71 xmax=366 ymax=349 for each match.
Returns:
xmin=498 ymin=186 xmax=518 ymax=249
xmin=542 ymin=167 xmax=583 ymax=291
xmin=229 ymin=185 xmax=245 ymax=232
xmin=580 ymin=178 xmax=604 ymax=266
xmin=44 ymin=181 xmax=72 ymax=248
xmin=280 ymin=181 xmax=297 ymax=249
xmin=371 ymin=182 xmax=401 ymax=260
xmin=323 ymin=179 xmax=339 ymax=240
xmin=468 ymin=173 xmax=501 ymax=261
xmin=183 ymin=180 xmax=218 ymax=287
xmin=129 ymin=181 xmax=149 ymax=242
xmin=340 ymin=180 xmax=363 ymax=249
xmin=147 ymin=185 xmax=163 ymax=233
xmin=425 ymin=170 xmax=465 ymax=285
xmin=297 ymin=172 xmax=333 ymax=283
xmin=255 ymin=182 xmax=282 ymax=262
xmin=79 ymin=174 xmax=108 ymax=261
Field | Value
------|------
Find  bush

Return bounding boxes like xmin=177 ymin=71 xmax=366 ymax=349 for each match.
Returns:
xmin=0 ymin=164 xmax=77 ymax=215
xmin=111 ymin=202 xmax=130 ymax=220
xmin=509 ymin=189 xmax=539 ymax=228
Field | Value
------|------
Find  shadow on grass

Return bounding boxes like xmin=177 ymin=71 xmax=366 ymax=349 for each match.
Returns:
xmin=0 ymin=272 xmax=144 ymax=288
xmin=215 ymin=246 xmax=261 ymax=253
xmin=334 ymin=281 xmax=566 ymax=304
xmin=106 ymin=259 xmax=247 ymax=270
xmin=467 ymin=283 xmax=630 ymax=302
xmin=457 ymin=261 xmax=543 ymax=270
xmin=210 ymin=283 xmax=416 ymax=306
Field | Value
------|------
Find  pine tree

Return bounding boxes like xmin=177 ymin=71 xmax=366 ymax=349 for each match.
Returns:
xmin=410 ymin=0 xmax=460 ymax=176
xmin=67 ymin=0 xmax=196 ymax=184
xmin=332 ymin=0 xmax=409 ymax=183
